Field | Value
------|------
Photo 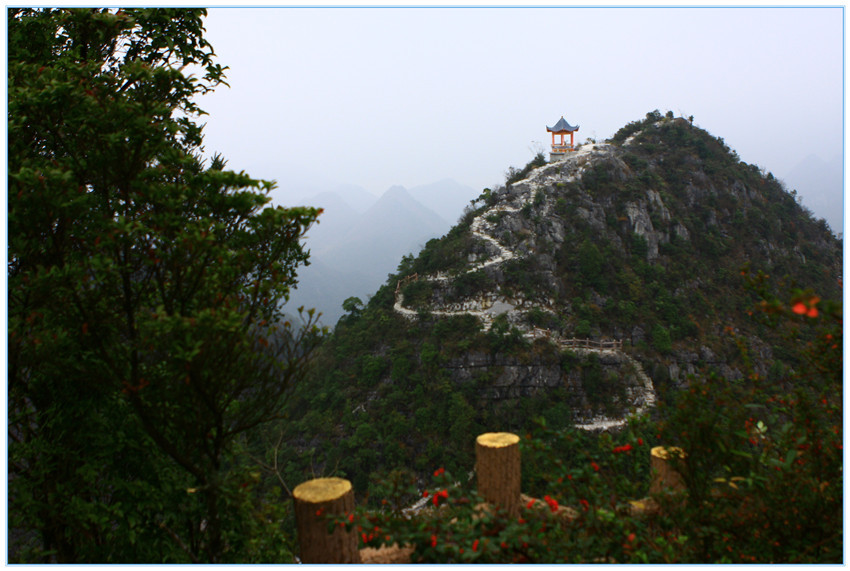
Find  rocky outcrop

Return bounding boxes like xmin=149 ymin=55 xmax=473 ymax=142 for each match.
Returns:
xmin=440 ymin=347 xmax=653 ymax=429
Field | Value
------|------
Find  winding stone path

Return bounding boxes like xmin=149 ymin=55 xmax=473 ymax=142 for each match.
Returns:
xmin=392 ymin=144 xmax=656 ymax=431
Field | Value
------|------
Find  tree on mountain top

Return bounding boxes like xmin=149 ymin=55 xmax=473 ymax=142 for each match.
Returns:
xmin=8 ymin=8 xmax=321 ymax=562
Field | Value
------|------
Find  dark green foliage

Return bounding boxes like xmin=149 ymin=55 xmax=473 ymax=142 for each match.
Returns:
xmin=505 ymin=152 xmax=548 ymax=186
xmin=341 ymin=282 xmax=840 ymax=564
xmin=630 ymin=234 xmax=649 ymax=259
xmin=503 ymin=257 xmax=552 ymax=300
xmin=451 ymin=269 xmax=489 ymax=299
xmin=577 ymin=240 xmax=606 ymax=291
xmin=8 ymin=8 xmax=320 ymax=563
xmin=402 ymin=279 xmax=433 ymax=308
xmin=525 ymin=307 xmax=561 ymax=330
xmin=652 ymin=324 xmax=673 ymax=354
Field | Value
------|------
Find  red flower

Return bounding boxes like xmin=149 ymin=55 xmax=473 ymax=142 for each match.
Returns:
xmin=423 ymin=490 xmax=429 ymax=498
xmin=526 ymin=498 xmax=536 ymax=509
xmin=627 ymin=532 xmax=636 ymax=543
xmin=472 ymin=539 xmax=480 ymax=552
xmin=591 ymin=461 xmax=600 ymax=472
xmin=431 ymin=534 xmax=438 ymax=548
xmin=432 ymin=489 xmax=448 ymax=506
xmin=434 ymin=467 xmax=445 ymax=477
xmin=807 ymin=306 xmax=819 ymax=318
xmin=792 ymin=302 xmax=807 ymax=315
xmin=544 ymin=495 xmax=559 ymax=512
xmin=637 ymin=438 xmax=644 ymax=446
xmin=579 ymin=498 xmax=590 ymax=511
xmin=348 ymin=513 xmax=354 ymax=523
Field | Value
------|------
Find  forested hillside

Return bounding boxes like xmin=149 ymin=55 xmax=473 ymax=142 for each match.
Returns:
xmin=273 ymin=111 xmax=840 ymax=492
xmin=7 ymin=7 xmax=841 ymax=562
xmin=273 ymin=113 xmax=841 ymax=564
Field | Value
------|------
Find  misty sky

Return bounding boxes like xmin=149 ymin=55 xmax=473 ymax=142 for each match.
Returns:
xmin=198 ymin=6 xmax=843 ymax=204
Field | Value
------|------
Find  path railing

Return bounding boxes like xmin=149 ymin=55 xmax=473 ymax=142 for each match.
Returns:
xmin=395 ymin=273 xmax=419 ymax=295
xmin=291 ymin=432 xmax=685 ymax=563
xmin=560 ymin=338 xmax=623 ymax=351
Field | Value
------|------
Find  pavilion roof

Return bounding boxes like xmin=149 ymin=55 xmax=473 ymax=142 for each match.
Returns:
xmin=546 ymin=116 xmax=579 ymax=133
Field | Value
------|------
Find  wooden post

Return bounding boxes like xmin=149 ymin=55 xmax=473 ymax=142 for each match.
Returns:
xmin=476 ymin=432 xmax=521 ymax=516
xmin=649 ymin=446 xmax=686 ymax=495
xmin=293 ymin=477 xmax=362 ymax=564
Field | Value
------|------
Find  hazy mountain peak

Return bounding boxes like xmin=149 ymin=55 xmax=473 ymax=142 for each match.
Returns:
xmin=383 ymin=184 xmax=409 ymax=195
xmin=780 ymin=151 xmax=843 ymax=235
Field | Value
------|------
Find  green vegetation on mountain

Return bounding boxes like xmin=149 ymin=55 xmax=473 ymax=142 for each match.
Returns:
xmin=272 ymin=111 xmax=840 ymax=499
xmin=252 ymin=111 xmax=841 ymax=563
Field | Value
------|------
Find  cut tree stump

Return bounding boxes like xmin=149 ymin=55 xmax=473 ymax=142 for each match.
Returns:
xmin=476 ymin=432 xmax=521 ymax=516
xmin=293 ymin=477 xmax=361 ymax=564
xmin=649 ymin=446 xmax=687 ymax=495
xmin=360 ymin=544 xmax=414 ymax=564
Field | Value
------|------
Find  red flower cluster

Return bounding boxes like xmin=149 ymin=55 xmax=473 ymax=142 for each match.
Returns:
xmin=543 ymin=495 xmax=559 ymax=513
xmin=792 ymin=296 xmax=820 ymax=318
xmin=591 ymin=461 xmax=600 ymax=472
xmin=433 ymin=467 xmax=445 ymax=477
xmin=579 ymin=498 xmax=590 ymax=511
xmin=472 ymin=539 xmax=480 ymax=552
xmin=432 ymin=489 xmax=449 ymax=506
xmin=430 ymin=534 xmax=437 ymax=548
xmin=613 ymin=443 xmax=633 ymax=454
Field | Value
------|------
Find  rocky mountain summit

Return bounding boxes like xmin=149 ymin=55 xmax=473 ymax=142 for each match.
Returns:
xmin=393 ymin=115 xmax=838 ymax=383
xmin=283 ymin=112 xmax=841 ymax=487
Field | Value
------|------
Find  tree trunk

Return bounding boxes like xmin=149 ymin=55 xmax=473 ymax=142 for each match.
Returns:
xmin=649 ymin=445 xmax=686 ymax=494
xmin=293 ymin=477 xmax=361 ymax=564
xmin=475 ymin=432 xmax=521 ymax=517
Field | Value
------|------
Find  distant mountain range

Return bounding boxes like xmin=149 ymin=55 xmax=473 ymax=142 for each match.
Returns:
xmin=279 ymin=179 xmax=480 ymax=325
xmin=779 ymin=153 xmax=843 ymax=236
